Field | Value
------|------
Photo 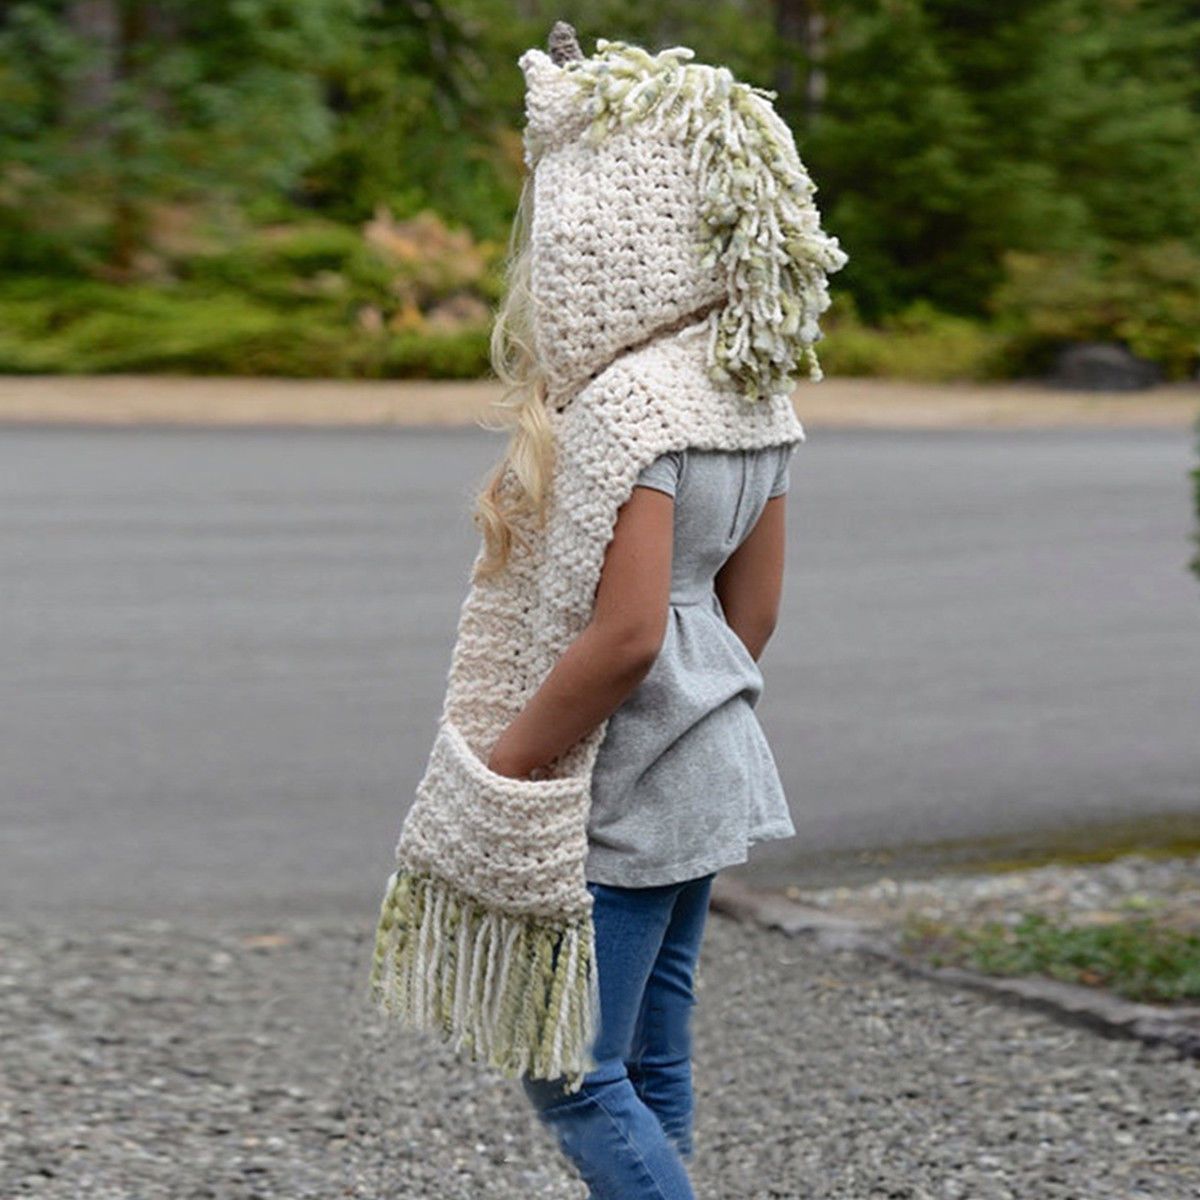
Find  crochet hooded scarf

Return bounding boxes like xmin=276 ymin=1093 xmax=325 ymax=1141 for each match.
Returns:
xmin=369 ymin=23 xmax=847 ymax=1091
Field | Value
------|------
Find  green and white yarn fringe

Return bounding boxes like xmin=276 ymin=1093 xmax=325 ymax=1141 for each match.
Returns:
xmin=551 ymin=39 xmax=849 ymax=401
xmin=369 ymin=868 xmax=601 ymax=1091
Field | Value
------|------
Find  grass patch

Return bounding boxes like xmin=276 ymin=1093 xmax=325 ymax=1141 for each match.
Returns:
xmin=0 ymin=211 xmax=499 ymax=378
xmin=903 ymin=913 xmax=1200 ymax=1004
xmin=0 ymin=277 xmax=490 ymax=378
xmin=1 ymin=271 xmax=1011 ymax=383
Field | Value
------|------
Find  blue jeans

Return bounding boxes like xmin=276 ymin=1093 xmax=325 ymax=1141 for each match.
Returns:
xmin=521 ymin=872 xmax=716 ymax=1200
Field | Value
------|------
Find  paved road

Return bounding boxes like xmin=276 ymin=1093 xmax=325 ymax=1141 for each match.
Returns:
xmin=2 ymin=425 xmax=1198 ymax=917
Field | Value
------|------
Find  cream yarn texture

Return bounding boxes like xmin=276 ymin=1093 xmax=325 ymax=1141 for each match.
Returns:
xmin=370 ymin=26 xmax=844 ymax=1092
xmin=403 ymin=317 xmax=806 ymax=913
xmin=521 ymin=35 xmax=848 ymax=402
xmin=526 ymin=108 xmax=727 ymax=403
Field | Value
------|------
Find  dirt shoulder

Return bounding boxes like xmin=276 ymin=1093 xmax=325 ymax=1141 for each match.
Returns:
xmin=1 ymin=374 xmax=1197 ymax=430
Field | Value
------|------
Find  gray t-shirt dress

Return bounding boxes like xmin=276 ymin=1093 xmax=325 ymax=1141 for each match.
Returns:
xmin=584 ymin=444 xmax=798 ymax=888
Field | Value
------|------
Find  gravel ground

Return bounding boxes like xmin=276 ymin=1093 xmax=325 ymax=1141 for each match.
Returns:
xmin=2 ymin=910 xmax=1196 ymax=1200
xmin=790 ymin=853 xmax=1200 ymax=935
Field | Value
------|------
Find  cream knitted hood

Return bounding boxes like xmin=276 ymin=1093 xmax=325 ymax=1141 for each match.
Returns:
xmin=370 ymin=24 xmax=846 ymax=1092
xmin=519 ymin=27 xmax=847 ymax=404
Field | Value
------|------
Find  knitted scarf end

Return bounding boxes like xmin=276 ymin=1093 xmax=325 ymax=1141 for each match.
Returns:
xmin=369 ymin=868 xmax=601 ymax=1092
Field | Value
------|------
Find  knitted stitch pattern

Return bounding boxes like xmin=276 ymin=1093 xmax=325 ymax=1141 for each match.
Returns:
xmin=521 ymin=37 xmax=848 ymax=403
xmin=527 ymin=107 xmax=727 ymax=403
xmin=369 ymin=26 xmax=843 ymax=1093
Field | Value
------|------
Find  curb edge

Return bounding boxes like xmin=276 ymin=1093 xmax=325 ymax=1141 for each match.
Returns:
xmin=710 ymin=875 xmax=1200 ymax=1060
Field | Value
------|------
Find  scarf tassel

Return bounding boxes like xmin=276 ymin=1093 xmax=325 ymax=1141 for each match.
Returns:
xmin=369 ymin=868 xmax=601 ymax=1093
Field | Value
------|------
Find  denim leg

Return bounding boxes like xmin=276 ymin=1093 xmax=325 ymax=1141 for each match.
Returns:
xmin=520 ymin=880 xmax=696 ymax=1200
xmin=522 ymin=1061 xmax=695 ymax=1200
xmin=625 ymin=872 xmax=715 ymax=1162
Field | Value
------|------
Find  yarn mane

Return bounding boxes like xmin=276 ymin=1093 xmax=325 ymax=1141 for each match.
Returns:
xmin=526 ymin=39 xmax=848 ymax=400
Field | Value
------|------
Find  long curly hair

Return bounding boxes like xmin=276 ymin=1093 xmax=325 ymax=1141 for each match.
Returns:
xmin=471 ymin=174 xmax=556 ymax=581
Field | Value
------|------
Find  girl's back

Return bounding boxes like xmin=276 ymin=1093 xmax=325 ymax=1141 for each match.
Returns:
xmin=374 ymin=28 xmax=845 ymax=1168
xmin=585 ymin=443 xmax=797 ymax=887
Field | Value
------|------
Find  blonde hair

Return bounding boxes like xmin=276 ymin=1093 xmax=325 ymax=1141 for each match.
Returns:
xmin=472 ymin=174 xmax=556 ymax=580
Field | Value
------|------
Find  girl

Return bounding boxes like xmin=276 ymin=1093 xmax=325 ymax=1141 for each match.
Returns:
xmin=370 ymin=25 xmax=845 ymax=1200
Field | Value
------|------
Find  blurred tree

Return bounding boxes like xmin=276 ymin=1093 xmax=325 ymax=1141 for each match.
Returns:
xmin=805 ymin=0 xmax=1200 ymax=319
xmin=0 ymin=0 xmax=354 ymax=275
xmin=299 ymin=1 xmax=779 ymax=240
xmin=3 ymin=0 xmax=1200 ymax=376
xmin=526 ymin=0 xmax=775 ymax=78
xmin=301 ymin=0 xmax=539 ymax=241
xmin=927 ymin=0 xmax=1200 ymax=248
xmin=773 ymin=0 xmax=827 ymax=128
xmin=799 ymin=0 xmax=987 ymax=317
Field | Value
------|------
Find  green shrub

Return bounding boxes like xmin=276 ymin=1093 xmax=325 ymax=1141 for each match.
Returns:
xmin=991 ymin=242 xmax=1200 ymax=380
xmin=0 ymin=283 xmax=326 ymax=375
xmin=181 ymin=221 xmax=388 ymax=305
xmin=180 ymin=210 xmax=500 ymax=324
xmin=0 ymin=276 xmax=491 ymax=377
xmin=381 ymin=327 xmax=491 ymax=379
xmin=818 ymin=295 xmax=1009 ymax=381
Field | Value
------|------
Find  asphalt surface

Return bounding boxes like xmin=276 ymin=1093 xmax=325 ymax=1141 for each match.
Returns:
xmin=2 ymin=425 xmax=1198 ymax=919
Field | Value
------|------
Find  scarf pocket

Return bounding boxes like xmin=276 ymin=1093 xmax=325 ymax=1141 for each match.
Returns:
xmin=406 ymin=717 xmax=594 ymax=915
xmin=369 ymin=717 xmax=601 ymax=1088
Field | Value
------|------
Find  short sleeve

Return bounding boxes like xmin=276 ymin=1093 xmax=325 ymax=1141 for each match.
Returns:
xmin=767 ymin=444 xmax=793 ymax=499
xmin=633 ymin=449 xmax=683 ymax=497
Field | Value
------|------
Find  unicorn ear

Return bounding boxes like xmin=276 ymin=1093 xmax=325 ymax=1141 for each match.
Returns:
xmin=518 ymin=32 xmax=591 ymax=168
xmin=517 ymin=46 xmax=558 ymax=89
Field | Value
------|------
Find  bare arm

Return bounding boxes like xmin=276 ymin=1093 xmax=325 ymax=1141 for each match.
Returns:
xmin=485 ymin=484 xmax=674 ymax=779
xmin=713 ymin=493 xmax=786 ymax=661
